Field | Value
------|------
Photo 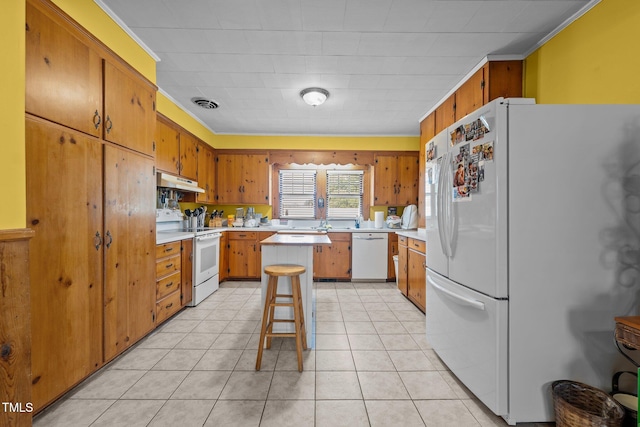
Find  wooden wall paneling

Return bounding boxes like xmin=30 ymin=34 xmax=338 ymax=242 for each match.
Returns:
xmin=268 ymin=150 xmax=375 ymax=166
xmin=0 ymin=229 xmax=35 ymax=427
xmin=26 ymin=116 xmax=104 ymax=411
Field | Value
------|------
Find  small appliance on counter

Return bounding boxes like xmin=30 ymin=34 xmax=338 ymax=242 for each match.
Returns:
xmin=386 ymin=215 xmax=402 ymax=229
xmin=401 ymin=204 xmax=418 ymax=229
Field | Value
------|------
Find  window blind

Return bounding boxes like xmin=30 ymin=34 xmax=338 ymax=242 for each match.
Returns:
xmin=326 ymin=170 xmax=364 ymax=219
xmin=279 ymin=170 xmax=316 ymax=218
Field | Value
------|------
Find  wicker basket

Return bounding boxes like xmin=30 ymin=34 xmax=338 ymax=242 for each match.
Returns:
xmin=552 ymin=380 xmax=625 ymax=427
xmin=615 ymin=322 xmax=640 ymax=349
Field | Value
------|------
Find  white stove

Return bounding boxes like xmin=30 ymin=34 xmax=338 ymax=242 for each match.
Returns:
xmin=156 ymin=209 xmax=220 ymax=306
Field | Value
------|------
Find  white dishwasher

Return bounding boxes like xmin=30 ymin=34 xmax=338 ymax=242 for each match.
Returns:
xmin=351 ymin=232 xmax=388 ymax=281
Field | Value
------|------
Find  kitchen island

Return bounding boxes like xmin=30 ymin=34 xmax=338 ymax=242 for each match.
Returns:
xmin=260 ymin=232 xmax=331 ymax=347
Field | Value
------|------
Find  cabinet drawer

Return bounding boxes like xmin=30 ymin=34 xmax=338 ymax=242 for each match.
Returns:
xmin=328 ymin=232 xmax=351 ymax=242
xmin=409 ymin=238 xmax=426 ymax=254
xmin=156 ymin=271 xmax=181 ymax=300
xmin=156 ymin=254 xmax=180 ymax=278
xmin=229 ymin=231 xmax=257 ymax=240
xmin=156 ymin=241 xmax=181 ymax=259
xmin=398 ymin=235 xmax=408 ymax=246
xmin=156 ymin=291 xmax=181 ymax=324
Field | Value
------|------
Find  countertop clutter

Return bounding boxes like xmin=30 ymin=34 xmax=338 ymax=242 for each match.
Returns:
xmin=156 ymin=223 xmax=422 ymax=244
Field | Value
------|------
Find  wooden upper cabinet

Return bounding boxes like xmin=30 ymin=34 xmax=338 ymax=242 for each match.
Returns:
xmin=435 ymin=93 xmax=456 ymax=134
xmin=418 ymin=114 xmax=435 ymax=228
xmin=420 ymin=113 xmax=436 ymax=145
xmin=155 ymin=117 xmax=180 ymax=174
xmin=196 ymin=143 xmax=216 ymax=204
xmin=374 ymin=154 xmax=419 ymax=206
xmin=373 ymin=155 xmax=397 ymax=206
xmin=103 ymin=61 xmax=156 ymax=157
xmin=455 ymin=67 xmax=484 ymax=120
xmin=397 ymin=155 xmax=419 ymax=206
xmin=216 ymin=153 xmax=270 ymax=204
xmin=25 ymin=0 xmax=102 ymax=138
xmin=179 ymin=132 xmax=198 ymax=181
xmin=484 ymin=60 xmax=523 ymax=101
xmin=242 ymin=154 xmax=270 ymax=204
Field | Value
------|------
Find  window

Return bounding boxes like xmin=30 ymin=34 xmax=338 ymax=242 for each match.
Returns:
xmin=279 ymin=170 xmax=316 ymax=218
xmin=326 ymin=170 xmax=364 ymax=219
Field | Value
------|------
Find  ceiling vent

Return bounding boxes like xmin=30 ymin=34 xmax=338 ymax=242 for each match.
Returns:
xmin=191 ymin=97 xmax=219 ymax=109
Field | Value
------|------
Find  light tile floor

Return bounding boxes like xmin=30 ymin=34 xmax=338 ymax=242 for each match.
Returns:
xmin=33 ymin=281 xmax=552 ymax=427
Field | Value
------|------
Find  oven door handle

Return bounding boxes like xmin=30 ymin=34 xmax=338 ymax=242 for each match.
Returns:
xmin=196 ymin=233 xmax=221 ymax=241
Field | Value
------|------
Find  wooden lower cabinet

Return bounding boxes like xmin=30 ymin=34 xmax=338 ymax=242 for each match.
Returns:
xmin=227 ymin=231 xmax=259 ymax=279
xmin=181 ymin=238 xmax=193 ymax=306
xmin=155 ymin=241 xmax=182 ymax=325
xmin=407 ymin=238 xmax=426 ymax=312
xmin=397 ymin=235 xmax=426 ymax=312
xmin=397 ymin=236 xmax=409 ymax=296
xmin=388 ymin=233 xmax=398 ymax=280
xmin=313 ymin=232 xmax=351 ymax=280
xmin=219 ymin=232 xmax=228 ymax=282
xmin=103 ymin=145 xmax=156 ymax=361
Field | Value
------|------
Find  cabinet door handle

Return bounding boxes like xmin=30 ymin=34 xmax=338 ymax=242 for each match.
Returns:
xmin=94 ymin=231 xmax=102 ymax=250
xmin=93 ymin=110 xmax=101 ymax=129
xmin=105 ymin=230 xmax=113 ymax=249
xmin=105 ymin=115 xmax=113 ymax=134
xmin=166 ymin=263 xmax=174 ymax=269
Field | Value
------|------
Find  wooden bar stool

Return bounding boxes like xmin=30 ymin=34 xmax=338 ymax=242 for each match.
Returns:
xmin=256 ymin=264 xmax=307 ymax=372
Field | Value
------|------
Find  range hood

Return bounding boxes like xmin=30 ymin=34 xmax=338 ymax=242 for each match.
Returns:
xmin=157 ymin=172 xmax=205 ymax=193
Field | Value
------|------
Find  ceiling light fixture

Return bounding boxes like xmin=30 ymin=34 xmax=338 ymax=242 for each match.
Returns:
xmin=300 ymin=87 xmax=329 ymax=107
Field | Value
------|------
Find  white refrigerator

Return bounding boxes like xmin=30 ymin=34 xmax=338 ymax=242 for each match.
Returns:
xmin=424 ymin=98 xmax=640 ymax=424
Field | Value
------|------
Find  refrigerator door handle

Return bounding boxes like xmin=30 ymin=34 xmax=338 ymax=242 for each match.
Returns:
xmin=428 ymin=276 xmax=486 ymax=310
xmin=436 ymin=158 xmax=447 ymax=256
xmin=442 ymin=152 xmax=454 ymax=257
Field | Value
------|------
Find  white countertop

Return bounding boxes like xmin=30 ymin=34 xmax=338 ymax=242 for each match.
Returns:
xmin=260 ymin=233 xmax=332 ymax=246
xmin=156 ymin=230 xmax=195 ymax=245
xmin=395 ymin=228 xmax=427 ymax=242
xmin=156 ymin=225 xmax=417 ymax=245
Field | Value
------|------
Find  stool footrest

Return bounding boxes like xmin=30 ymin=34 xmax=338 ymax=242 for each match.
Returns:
xmin=264 ymin=333 xmax=297 ymax=338
xmin=269 ymin=302 xmax=295 ymax=308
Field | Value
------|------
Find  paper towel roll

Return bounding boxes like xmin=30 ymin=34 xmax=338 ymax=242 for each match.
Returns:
xmin=374 ymin=211 xmax=384 ymax=229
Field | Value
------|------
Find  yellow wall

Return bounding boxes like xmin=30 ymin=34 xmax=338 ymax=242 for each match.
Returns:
xmin=524 ymin=0 xmax=640 ymax=103
xmin=1 ymin=0 xmax=26 ymax=229
xmin=5 ymin=0 xmax=637 ymax=230
xmin=50 ymin=0 xmax=156 ymax=83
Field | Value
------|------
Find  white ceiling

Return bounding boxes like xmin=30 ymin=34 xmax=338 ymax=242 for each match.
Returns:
xmin=99 ymin=0 xmax=592 ymax=137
